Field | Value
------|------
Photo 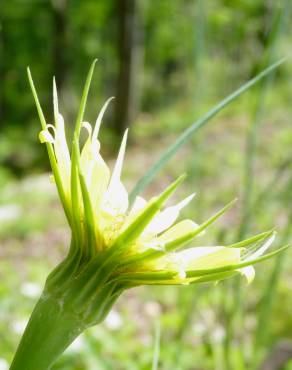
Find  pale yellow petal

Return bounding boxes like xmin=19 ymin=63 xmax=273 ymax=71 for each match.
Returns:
xmin=80 ymin=122 xmax=94 ymax=176
xmin=82 ymin=121 xmax=93 ymax=137
xmin=109 ymin=129 xmax=128 ymax=187
xmin=80 ymin=124 xmax=110 ymax=208
xmin=143 ymin=193 xmax=195 ymax=235
xmin=53 ymin=114 xmax=71 ymax=192
xmin=238 ymin=266 xmax=255 ymax=284
xmin=245 ymin=232 xmax=276 ymax=261
xmin=39 ymin=129 xmax=54 ymax=143
xmin=125 ymin=196 xmax=148 ymax=223
xmin=39 ymin=118 xmax=71 ymax=195
xmin=179 ymin=246 xmax=241 ymax=270
xmin=101 ymin=180 xmax=128 ymax=216
xmin=102 ymin=130 xmax=129 ymax=215
xmin=93 ymin=97 xmax=115 ymax=139
xmin=90 ymin=153 xmax=110 ymax=207
xmin=158 ymin=219 xmax=199 ymax=243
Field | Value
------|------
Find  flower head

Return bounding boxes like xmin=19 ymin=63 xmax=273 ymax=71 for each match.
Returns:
xmin=27 ymin=62 xmax=287 ymax=294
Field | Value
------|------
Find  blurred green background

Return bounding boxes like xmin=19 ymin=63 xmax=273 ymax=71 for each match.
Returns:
xmin=1 ymin=1 xmax=292 ymax=369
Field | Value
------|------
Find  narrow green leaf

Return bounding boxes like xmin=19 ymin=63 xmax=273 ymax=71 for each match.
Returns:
xmin=129 ymin=58 xmax=287 ymax=204
xmin=227 ymin=230 xmax=275 ymax=249
xmin=70 ymin=136 xmax=83 ymax=244
xmin=78 ymin=165 xmax=100 ymax=255
xmin=74 ymin=59 xmax=97 ymax=138
xmin=27 ymin=68 xmax=47 ymax=131
xmin=27 ymin=68 xmax=71 ymax=225
xmin=70 ymin=60 xmax=97 ymax=241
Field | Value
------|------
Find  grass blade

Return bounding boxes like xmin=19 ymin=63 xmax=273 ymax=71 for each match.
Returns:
xmin=152 ymin=321 xmax=161 ymax=370
xmin=129 ymin=58 xmax=287 ymax=204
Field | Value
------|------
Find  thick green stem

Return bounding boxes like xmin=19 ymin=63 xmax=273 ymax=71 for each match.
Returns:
xmin=9 ymin=242 xmax=122 ymax=370
xmin=10 ymin=293 xmax=85 ymax=370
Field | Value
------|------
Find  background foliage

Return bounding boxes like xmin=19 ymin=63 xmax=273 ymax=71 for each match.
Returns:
xmin=1 ymin=1 xmax=292 ymax=369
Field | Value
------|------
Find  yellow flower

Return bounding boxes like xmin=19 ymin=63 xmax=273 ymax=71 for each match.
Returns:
xmin=10 ymin=61 xmax=288 ymax=370
xmin=27 ymin=62 xmax=286 ymax=289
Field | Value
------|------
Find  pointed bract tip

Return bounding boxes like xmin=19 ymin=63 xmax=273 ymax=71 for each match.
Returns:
xmin=27 ymin=67 xmax=32 ymax=80
xmin=269 ymin=230 xmax=277 ymax=240
xmin=156 ymin=174 xmax=187 ymax=206
xmin=93 ymin=96 xmax=116 ymax=139
xmin=179 ymin=173 xmax=187 ymax=182
xmin=259 ymin=228 xmax=276 ymax=238
xmin=265 ymin=229 xmax=277 ymax=238
xmin=262 ymin=229 xmax=277 ymax=239
xmin=91 ymin=59 xmax=98 ymax=70
xmin=224 ymin=197 xmax=238 ymax=209
xmin=168 ymin=174 xmax=187 ymax=191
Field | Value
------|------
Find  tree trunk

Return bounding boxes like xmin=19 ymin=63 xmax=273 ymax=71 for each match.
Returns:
xmin=0 ymin=13 xmax=6 ymax=127
xmin=114 ymin=0 xmax=143 ymax=135
xmin=51 ymin=0 xmax=68 ymax=89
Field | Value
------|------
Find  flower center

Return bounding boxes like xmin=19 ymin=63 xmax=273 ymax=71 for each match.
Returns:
xmin=102 ymin=214 xmax=126 ymax=245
